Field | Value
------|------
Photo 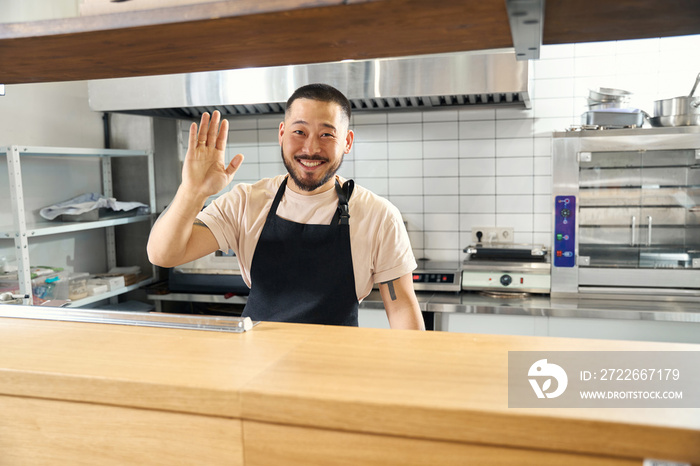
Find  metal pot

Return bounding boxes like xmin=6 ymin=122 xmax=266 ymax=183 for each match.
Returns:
xmin=649 ymin=72 xmax=700 ymax=127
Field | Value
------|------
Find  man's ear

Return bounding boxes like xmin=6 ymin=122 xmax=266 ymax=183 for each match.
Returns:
xmin=344 ymin=129 xmax=355 ymax=154
xmin=278 ymin=121 xmax=285 ymax=145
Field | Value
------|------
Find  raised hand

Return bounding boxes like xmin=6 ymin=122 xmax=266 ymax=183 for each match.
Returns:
xmin=181 ymin=110 xmax=244 ymax=198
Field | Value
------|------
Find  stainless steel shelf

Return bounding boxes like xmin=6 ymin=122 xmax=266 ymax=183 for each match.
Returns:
xmin=367 ymin=290 xmax=700 ymax=323
xmin=2 ymin=144 xmax=157 ymax=305
xmin=0 ymin=146 xmax=149 ymax=158
xmin=69 ymin=278 xmax=156 ymax=308
xmin=0 ymin=214 xmax=154 ymax=238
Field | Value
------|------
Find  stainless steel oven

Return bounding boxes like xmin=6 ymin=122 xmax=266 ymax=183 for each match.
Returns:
xmin=169 ymin=249 xmax=249 ymax=295
xmin=551 ymin=126 xmax=700 ymax=301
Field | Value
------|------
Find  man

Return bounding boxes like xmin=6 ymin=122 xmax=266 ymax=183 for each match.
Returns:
xmin=147 ymin=83 xmax=424 ymax=329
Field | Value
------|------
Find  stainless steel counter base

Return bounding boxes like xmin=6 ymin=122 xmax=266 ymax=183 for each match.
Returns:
xmin=360 ymin=290 xmax=700 ymax=323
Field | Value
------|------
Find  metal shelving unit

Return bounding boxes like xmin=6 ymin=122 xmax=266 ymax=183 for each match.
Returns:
xmin=1 ymin=145 xmax=156 ymax=306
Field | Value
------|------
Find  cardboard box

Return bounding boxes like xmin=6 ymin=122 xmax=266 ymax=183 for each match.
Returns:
xmin=93 ymin=274 xmax=125 ymax=291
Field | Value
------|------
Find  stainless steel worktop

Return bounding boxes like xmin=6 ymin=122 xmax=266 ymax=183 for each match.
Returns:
xmin=145 ymin=288 xmax=700 ymax=324
xmin=360 ymin=290 xmax=700 ymax=323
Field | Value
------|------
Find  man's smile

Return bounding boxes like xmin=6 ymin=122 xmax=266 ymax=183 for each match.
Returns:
xmin=296 ymin=157 xmax=327 ymax=169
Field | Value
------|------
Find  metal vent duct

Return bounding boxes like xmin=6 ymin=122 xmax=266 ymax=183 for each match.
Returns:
xmin=88 ymin=49 xmax=530 ymax=119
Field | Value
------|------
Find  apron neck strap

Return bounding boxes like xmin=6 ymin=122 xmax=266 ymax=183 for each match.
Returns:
xmin=269 ymin=176 xmax=288 ymax=215
xmin=333 ymin=178 xmax=354 ymax=225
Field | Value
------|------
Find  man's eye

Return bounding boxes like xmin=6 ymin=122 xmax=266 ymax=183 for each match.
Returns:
xmin=293 ymin=130 xmax=304 ymax=135
xmin=322 ymin=133 xmax=335 ymax=137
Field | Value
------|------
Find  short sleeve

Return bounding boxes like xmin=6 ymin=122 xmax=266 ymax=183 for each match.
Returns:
xmin=371 ymin=207 xmax=417 ymax=284
xmin=195 ymin=188 xmax=244 ymax=254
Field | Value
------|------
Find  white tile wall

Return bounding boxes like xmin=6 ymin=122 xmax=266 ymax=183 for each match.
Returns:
xmin=182 ymin=34 xmax=700 ymax=263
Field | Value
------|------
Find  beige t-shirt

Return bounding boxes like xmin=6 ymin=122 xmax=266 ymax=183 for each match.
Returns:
xmin=196 ymin=175 xmax=416 ymax=302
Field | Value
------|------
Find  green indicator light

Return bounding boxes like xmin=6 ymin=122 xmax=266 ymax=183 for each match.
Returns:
xmin=556 ymin=233 xmax=563 ymax=241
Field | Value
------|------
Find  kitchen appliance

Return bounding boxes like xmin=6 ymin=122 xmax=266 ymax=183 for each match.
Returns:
xmin=88 ymin=50 xmax=531 ymax=118
xmin=461 ymin=244 xmax=551 ymax=294
xmin=552 ymin=125 xmax=700 ymax=301
xmin=411 ymin=260 xmax=462 ymax=292
xmin=168 ymin=250 xmax=249 ymax=295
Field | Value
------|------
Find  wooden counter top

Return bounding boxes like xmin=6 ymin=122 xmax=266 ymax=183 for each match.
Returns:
xmin=0 ymin=315 xmax=698 ymax=465
xmin=0 ymin=317 xmax=322 ymax=418
xmin=242 ymin=325 xmax=700 ymax=463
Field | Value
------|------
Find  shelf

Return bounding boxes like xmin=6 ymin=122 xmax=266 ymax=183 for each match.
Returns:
xmin=3 ymin=144 xmax=157 ymax=306
xmin=68 ymin=277 xmax=156 ymax=308
xmin=0 ymin=214 xmax=154 ymax=239
xmin=1 ymin=146 xmax=149 ymax=158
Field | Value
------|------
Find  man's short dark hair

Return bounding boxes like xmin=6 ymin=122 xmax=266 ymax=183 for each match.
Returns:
xmin=286 ymin=83 xmax=352 ymax=123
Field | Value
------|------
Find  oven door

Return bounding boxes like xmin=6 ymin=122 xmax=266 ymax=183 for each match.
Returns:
xmin=169 ymin=250 xmax=249 ymax=295
xmin=553 ymin=127 xmax=700 ymax=299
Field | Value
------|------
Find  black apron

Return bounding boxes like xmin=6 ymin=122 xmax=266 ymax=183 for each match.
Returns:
xmin=242 ymin=176 xmax=358 ymax=326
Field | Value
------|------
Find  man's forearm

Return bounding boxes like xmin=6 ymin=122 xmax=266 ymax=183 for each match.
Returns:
xmin=387 ymin=302 xmax=425 ymax=330
xmin=146 ymin=187 xmax=209 ymax=267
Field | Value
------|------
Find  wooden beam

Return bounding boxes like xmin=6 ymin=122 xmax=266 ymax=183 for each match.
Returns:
xmin=1 ymin=0 xmax=699 ymax=85
xmin=543 ymin=0 xmax=700 ymax=45
xmin=0 ymin=0 xmax=512 ymax=84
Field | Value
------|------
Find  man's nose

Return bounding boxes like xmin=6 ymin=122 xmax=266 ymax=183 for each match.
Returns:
xmin=301 ymin=135 xmax=321 ymax=155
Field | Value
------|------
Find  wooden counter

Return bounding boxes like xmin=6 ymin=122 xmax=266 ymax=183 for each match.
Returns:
xmin=0 ymin=316 xmax=698 ymax=465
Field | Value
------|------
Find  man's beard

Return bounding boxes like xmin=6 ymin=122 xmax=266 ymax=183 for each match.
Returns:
xmin=281 ymin=147 xmax=343 ymax=192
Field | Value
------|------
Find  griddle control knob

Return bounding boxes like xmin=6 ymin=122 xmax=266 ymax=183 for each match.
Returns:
xmin=500 ymin=274 xmax=512 ymax=286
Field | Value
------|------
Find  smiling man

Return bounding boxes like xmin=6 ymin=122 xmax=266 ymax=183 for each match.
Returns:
xmin=147 ymin=83 xmax=424 ymax=329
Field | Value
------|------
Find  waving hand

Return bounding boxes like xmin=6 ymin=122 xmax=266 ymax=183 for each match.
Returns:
xmin=182 ymin=110 xmax=244 ymax=197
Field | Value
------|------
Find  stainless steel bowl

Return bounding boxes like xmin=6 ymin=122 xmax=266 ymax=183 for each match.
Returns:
xmin=587 ymin=99 xmax=625 ymax=110
xmin=588 ymin=87 xmax=632 ymax=103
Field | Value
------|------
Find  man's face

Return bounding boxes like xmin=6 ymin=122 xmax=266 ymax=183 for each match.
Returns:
xmin=279 ymin=98 xmax=354 ymax=194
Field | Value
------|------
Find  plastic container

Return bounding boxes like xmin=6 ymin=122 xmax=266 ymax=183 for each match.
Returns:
xmin=32 ymin=272 xmax=69 ymax=300
xmin=68 ymin=272 xmax=90 ymax=301
xmin=36 ymin=272 xmax=64 ymax=299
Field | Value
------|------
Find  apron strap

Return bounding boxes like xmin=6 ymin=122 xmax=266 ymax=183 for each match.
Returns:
xmin=333 ymin=179 xmax=354 ymax=225
xmin=268 ymin=177 xmax=288 ymax=216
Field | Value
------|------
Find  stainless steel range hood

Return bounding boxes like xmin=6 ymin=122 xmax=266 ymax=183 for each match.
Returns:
xmin=88 ymin=49 xmax=530 ymax=119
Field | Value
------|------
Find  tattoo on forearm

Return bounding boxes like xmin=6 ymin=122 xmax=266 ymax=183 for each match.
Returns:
xmin=381 ymin=280 xmax=397 ymax=301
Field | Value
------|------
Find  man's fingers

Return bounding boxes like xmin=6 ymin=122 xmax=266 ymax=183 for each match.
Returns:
xmin=188 ymin=122 xmax=198 ymax=152
xmin=207 ymin=111 xmax=221 ymax=146
xmin=225 ymin=154 xmax=244 ymax=177
xmin=215 ymin=118 xmax=229 ymax=151
xmin=197 ymin=112 xmax=210 ymax=146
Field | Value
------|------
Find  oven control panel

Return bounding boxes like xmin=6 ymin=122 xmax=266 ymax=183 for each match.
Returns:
xmin=413 ymin=272 xmax=455 ymax=284
xmin=554 ymin=195 xmax=576 ymax=267
xmin=411 ymin=270 xmax=461 ymax=292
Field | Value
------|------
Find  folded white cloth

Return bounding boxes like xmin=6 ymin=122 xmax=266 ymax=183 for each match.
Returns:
xmin=40 ymin=193 xmax=148 ymax=220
